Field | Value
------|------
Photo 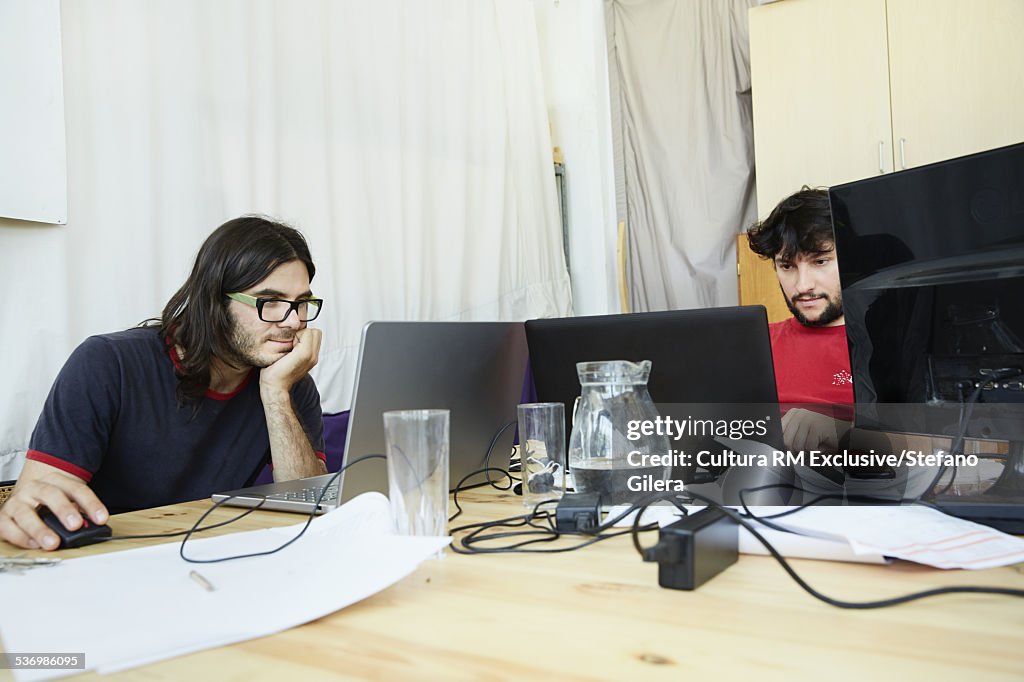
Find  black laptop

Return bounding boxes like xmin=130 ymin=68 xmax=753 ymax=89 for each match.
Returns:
xmin=525 ymin=306 xmax=784 ymax=500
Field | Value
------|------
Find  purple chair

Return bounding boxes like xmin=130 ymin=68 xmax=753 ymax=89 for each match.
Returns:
xmin=252 ymin=410 xmax=350 ymax=485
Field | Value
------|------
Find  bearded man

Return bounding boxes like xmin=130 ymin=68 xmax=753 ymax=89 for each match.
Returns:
xmin=747 ymin=188 xmax=853 ymax=453
xmin=0 ymin=216 xmax=326 ymax=550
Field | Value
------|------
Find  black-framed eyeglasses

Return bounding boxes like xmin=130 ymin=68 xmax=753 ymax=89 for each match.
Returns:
xmin=226 ymin=292 xmax=324 ymax=322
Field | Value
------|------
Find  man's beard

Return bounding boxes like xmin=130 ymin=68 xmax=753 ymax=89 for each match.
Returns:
xmin=225 ymin=321 xmax=295 ymax=369
xmin=784 ymin=290 xmax=844 ymax=327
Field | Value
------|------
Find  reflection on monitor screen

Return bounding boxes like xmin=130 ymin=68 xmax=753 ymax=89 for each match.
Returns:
xmin=830 ymin=141 xmax=1024 ymax=532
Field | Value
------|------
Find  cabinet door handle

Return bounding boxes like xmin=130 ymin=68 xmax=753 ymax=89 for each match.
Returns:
xmin=899 ymin=137 xmax=907 ymax=169
xmin=879 ymin=141 xmax=885 ymax=174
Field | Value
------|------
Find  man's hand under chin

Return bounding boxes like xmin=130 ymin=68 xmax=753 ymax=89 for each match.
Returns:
xmin=259 ymin=327 xmax=322 ymax=397
xmin=258 ymin=327 xmax=326 ymax=480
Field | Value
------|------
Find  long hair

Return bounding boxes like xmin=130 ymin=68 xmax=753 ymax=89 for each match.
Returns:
xmin=158 ymin=215 xmax=315 ymax=405
xmin=746 ymin=187 xmax=834 ymax=263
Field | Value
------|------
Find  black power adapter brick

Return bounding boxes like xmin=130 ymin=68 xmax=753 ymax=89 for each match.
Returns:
xmin=641 ymin=507 xmax=738 ymax=590
xmin=555 ymin=492 xmax=601 ymax=532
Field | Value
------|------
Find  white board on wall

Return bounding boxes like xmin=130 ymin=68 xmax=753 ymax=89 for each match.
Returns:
xmin=0 ymin=0 xmax=67 ymax=224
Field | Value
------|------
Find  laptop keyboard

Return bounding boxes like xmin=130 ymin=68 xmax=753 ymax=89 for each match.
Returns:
xmin=267 ymin=485 xmax=339 ymax=503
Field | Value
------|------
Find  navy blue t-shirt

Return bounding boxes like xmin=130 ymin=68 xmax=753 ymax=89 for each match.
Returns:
xmin=27 ymin=327 xmax=325 ymax=513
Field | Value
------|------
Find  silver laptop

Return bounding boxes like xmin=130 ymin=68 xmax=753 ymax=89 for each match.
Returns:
xmin=212 ymin=321 xmax=528 ymax=514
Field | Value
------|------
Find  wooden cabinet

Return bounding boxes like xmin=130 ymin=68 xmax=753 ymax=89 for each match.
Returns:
xmin=749 ymin=0 xmax=892 ymax=213
xmin=743 ymin=0 xmax=1024 ymax=318
xmin=885 ymin=0 xmax=1024 ymax=170
xmin=736 ymin=234 xmax=791 ymax=323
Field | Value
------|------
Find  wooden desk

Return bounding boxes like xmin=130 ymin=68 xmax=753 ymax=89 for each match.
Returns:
xmin=3 ymin=490 xmax=1023 ymax=681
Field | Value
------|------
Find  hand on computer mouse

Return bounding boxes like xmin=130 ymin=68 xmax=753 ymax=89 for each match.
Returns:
xmin=37 ymin=506 xmax=112 ymax=549
xmin=0 ymin=460 xmax=109 ymax=550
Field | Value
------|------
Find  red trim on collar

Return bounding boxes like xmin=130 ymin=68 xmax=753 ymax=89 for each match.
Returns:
xmin=167 ymin=341 xmax=254 ymax=400
xmin=205 ymin=371 xmax=254 ymax=400
xmin=26 ymin=450 xmax=94 ymax=482
xmin=167 ymin=341 xmax=184 ymax=372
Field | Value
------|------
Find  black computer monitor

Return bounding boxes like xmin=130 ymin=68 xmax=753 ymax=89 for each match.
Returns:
xmin=829 ymin=141 xmax=1024 ymax=531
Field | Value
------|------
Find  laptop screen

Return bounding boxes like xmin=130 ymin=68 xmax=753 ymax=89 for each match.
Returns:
xmin=339 ymin=320 xmax=529 ymax=502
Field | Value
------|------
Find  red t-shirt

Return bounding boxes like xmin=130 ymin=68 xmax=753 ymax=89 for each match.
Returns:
xmin=769 ymin=317 xmax=854 ymax=410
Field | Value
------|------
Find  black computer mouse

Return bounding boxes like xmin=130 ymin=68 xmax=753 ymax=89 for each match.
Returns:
xmin=37 ymin=506 xmax=112 ymax=549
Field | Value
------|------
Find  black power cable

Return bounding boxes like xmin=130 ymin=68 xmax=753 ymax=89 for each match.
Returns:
xmin=91 ymin=454 xmax=385 ymax=560
xmin=93 ymin=503 xmax=269 ymax=542
xmin=628 ymin=488 xmax=1024 ymax=609
xmin=451 ymin=475 xmax=1024 ymax=608
xmin=925 ymin=367 xmax=1023 ymax=497
xmin=179 ymin=454 xmax=386 ymax=564
xmin=448 ymin=418 xmax=520 ymax=523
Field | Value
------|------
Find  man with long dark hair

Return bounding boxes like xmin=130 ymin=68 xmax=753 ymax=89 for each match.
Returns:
xmin=0 ymin=216 xmax=327 ymax=550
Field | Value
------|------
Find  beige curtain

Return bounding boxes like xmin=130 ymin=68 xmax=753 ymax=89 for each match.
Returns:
xmin=606 ymin=0 xmax=757 ymax=312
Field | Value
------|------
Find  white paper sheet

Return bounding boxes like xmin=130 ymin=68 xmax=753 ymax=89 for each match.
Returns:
xmin=612 ymin=502 xmax=1024 ymax=569
xmin=769 ymin=504 xmax=1024 ymax=569
xmin=609 ymin=505 xmax=889 ymax=564
xmin=0 ymin=492 xmax=449 ymax=681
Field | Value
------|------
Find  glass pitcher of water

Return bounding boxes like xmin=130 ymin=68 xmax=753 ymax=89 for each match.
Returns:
xmin=568 ymin=360 xmax=670 ymax=506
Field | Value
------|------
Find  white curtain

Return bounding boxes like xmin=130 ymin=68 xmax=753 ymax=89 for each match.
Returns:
xmin=0 ymin=0 xmax=571 ymax=479
xmin=606 ymin=0 xmax=757 ymax=312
